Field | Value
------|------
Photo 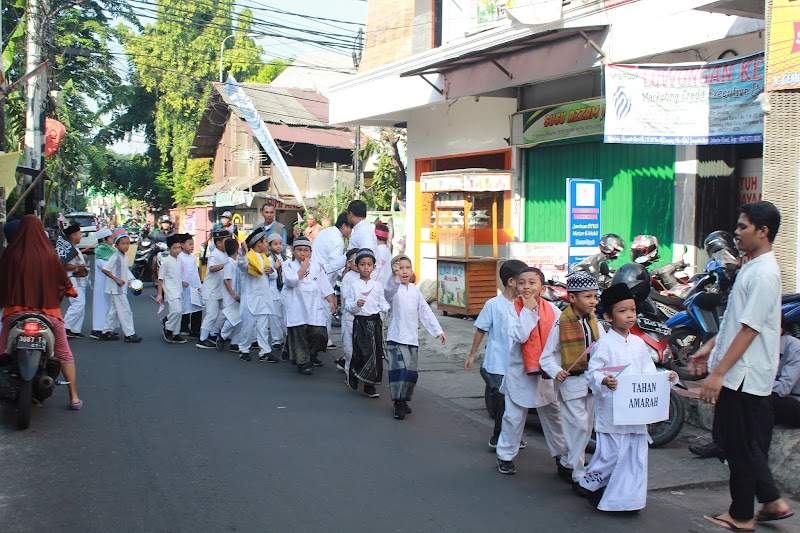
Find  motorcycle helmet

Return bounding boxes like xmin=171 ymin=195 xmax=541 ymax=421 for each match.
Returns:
xmin=610 ymin=262 xmax=651 ymax=301
xmin=631 ymin=234 xmax=659 ymax=265
xmin=598 ymin=233 xmax=625 ymax=259
xmin=703 ymin=230 xmax=736 ymax=256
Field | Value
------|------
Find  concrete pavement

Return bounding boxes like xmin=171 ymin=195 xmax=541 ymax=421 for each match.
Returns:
xmin=0 ymin=285 xmax=797 ymax=532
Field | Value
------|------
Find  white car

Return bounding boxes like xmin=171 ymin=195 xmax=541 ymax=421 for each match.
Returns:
xmin=64 ymin=212 xmax=98 ymax=253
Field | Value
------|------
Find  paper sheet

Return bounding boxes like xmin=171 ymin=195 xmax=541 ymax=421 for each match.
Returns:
xmin=150 ymin=295 xmax=164 ymax=315
xmin=222 ymin=302 xmax=242 ymax=326
xmin=0 ymin=151 xmax=20 ymax=199
xmin=190 ymin=289 xmax=205 ymax=308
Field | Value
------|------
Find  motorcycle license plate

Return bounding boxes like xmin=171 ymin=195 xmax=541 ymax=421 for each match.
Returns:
xmin=17 ymin=336 xmax=45 ymax=350
xmin=638 ymin=318 xmax=671 ymax=336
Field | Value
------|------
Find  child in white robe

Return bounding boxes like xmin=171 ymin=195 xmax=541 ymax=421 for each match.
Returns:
xmin=101 ymin=231 xmax=141 ymax=343
xmin=266 ymin=233 xmax=286 ymax=351
xmin=496 ymin=267 xmax=570 ymax=477
xmin=216 ymin=238 xmax=242 ymax=352
xmin=579 ymin=283 xmax=678 ymax=512
xmin=91 ymin=229 xmax=115 ymax=339
xmin=179 ymin=234 xmax=203 ymax=336
xmin=336 ymin=248 xmax=361 ymax=372
xmin=236 ymin=227 xmax=277 ymax=363
xmin=196 ymin=231 xmax=228 ymax=349
xmin=383 ymin=254 xmax=445 ymax=419
xmin=156 ymin=234 xmax=186 ymax=344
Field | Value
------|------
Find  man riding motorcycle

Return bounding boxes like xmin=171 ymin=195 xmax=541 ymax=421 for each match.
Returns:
xmin=149 ymin=215 xmax=174 ymax=280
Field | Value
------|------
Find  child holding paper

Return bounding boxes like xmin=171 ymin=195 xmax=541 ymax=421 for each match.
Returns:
xmin=579 ymin=283 xmax=678 ymax=512
xmin=216 ymin=238 xmax=242 ymax=352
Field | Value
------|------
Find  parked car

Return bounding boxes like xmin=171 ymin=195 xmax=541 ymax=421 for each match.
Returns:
xmin=63 ymin=212 xmax=98 ymax=253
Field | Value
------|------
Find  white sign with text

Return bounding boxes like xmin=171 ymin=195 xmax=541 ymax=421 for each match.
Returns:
xmin=612 ymin=373 xmax=670 ymax=425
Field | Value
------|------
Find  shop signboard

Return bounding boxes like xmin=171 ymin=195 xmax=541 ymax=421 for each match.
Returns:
xmin=511 ymin=99 xmax=605 ymax=147
xmin=604 ymin=53 xmax=764 ymax=145
xmin=420 ymin=172 xmax=511 ymax=192
xmin=437 ymin=261 xmax=467 ymax=308
xmin=737 ymin=158 xmax=763 ymax=207
xmin=506 ymin=242 xmax=569 ymax=282
xmin=566 ymin=178 xmax=602 ymax=268
xmin=767 ymin=0 xmax=800 ymax=91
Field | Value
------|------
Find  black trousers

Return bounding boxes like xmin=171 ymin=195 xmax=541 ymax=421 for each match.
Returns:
xmin=181 ymin=311 xmax=202 ymax=336
xmin=712 ymin=386 xmax=781 ymax=521
xmin=480 ymin=368 xmax=505 ymax=439
xmin=772 ymin=393 xmax=800 ymax=428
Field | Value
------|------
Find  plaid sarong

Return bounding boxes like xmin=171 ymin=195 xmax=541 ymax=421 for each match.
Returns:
xmin=351 ymin=314 xmax=384 ymax=385
xmin=386 ymin=341 xmax=418 ymax=401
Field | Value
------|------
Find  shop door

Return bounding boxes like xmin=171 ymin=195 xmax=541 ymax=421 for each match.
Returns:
xmin=524 ymin=141 xmax=676 ymax=268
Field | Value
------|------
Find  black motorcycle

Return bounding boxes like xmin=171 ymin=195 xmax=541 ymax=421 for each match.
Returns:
xmin=132 ymin=238 xmax=167 ymax=283
xmin=0 ymin=313 xmax=64 ymax=429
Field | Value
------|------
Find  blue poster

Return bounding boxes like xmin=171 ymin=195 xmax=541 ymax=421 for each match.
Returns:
xmin=567 ymin=178 xmax=602 ymax=267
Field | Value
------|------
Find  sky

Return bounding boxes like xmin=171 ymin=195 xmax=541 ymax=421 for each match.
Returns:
xmin=112 ymin=0 xmax=368 ymax=154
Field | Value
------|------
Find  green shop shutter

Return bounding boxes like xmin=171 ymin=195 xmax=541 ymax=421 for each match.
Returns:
xmin=524 ymin=141 xmax=676 ymax=267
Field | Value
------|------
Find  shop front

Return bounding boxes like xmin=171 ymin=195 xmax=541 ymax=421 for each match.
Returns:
xmin=420 ymin=169 xmax=511 ymax=316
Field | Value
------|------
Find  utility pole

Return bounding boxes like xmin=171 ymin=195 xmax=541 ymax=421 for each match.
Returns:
xmin=24 ymin=0 xmax=48 ymax=215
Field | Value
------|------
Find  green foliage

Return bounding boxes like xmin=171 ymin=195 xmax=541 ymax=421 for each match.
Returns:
xmin=314 ymin=185 xmax=358 ymax=222
xmin=246 ymin=58 xmax=290 ymax=84
xmin=88 ymin=151 xmax=173 ymax=211
xmin=364 ymin=152 xmax=397 ymax=211
xmin=174 ymin=158 xmax=213 ymax=206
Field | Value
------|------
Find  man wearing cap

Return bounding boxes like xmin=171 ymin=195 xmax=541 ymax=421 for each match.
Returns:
xmin=149 ymin=215 xmax=174 ymax=244
xmin=91 ymin=228 xmax=115 ymax=339
xmin=63 ymin=224 xmax=90 ymax=338
xmin=213 ymin=211 xmax=239 ymax=240
xmin=255 ymin=202 xmax=287 ymax=252
xmin=309 ymin=212 xmax=352 ymax=346
xmin=539 ymin=271 xmax=605 ymax=496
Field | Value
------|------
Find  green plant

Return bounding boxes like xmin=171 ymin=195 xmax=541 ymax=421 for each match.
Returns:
xmin=314 ymin=185 xmax=358 ymax=221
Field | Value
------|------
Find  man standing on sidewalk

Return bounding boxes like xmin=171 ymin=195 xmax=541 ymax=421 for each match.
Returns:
xmin=690 ymin=201 xmax=794 ymax=531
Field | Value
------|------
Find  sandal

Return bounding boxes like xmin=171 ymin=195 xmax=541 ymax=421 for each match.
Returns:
xmin=755 ymin=509 xmax=794 ymax=522
xmin=69 ymin=400 xmax=83 ymax=411
xmin=703 ymin=515 xmax=755 ymax=532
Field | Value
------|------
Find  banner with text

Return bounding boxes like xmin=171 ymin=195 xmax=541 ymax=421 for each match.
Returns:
xmin=604 ymin=54 xmax=764 ymax=145
xmin=767 ymin=0 xmax=800 ymax=91
xmin=613 ymin=373 xmax=670 ymax=425
xmin=512 ymin=99 xmax=605 ymax=147
xmin=567 ymin=178 xmax=602 ymax=268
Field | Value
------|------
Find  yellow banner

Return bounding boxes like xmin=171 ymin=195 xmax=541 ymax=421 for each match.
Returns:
xmin=767 ymin=0 xmax=800 ymax=91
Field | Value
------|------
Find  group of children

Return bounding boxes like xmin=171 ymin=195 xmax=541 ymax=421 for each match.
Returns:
xmin=468 ymin=263 xmax=677 ymax=513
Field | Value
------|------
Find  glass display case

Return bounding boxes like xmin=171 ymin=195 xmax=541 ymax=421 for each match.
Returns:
xmin=420 ymin=169 xmax=511 ymax=316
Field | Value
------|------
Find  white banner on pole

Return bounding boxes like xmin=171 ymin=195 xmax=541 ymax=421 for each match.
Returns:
xmin=612 ymin=372 xmax=670 ymax=425
xmin=219 ymin=77 xmax=306 ymax=209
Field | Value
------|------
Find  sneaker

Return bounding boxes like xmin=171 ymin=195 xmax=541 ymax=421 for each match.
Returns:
xmin=497 ymin=459 xmax=516 ymax=475
xmin=311 ymin=356 xmax=324 ymax=367
xmin=172 ymin=335 xmax=187 ymax=344
xmin=66 ymin=330 xmax=84 ymax=339
xmin=239 ymin=353 xmax=252 ymax=362
xmin=90 ymin=330 xmax=102 ymax=340
xmin=335 ymin=358 xmax=345 ymax=372
xmin=404 ymin=403 xmax=412 ymax=414
xmin=520 ymin=440 xmax=527 ymax=450
xmin=195 ymin=339 xmax=216 ymax=349
xmin=489 ymin=435 xmax=499 ymax=449
xmin=164 ymin=331 xmax=174 ymax=343
xmin=259 ymin=354 xmax=280 ymax=363
xmin=393 ymin=401 xmax=406 ymax=420
xmin=572 ymin=481 xmax=588 ymax=497
xmin=125 ymin=334 xmax=143 ymax=343
xmin=300 ymin=362 xmax=313 ymax=375
xmin=556 ymin=458 xmax=573 ymax=483
xmin=280 ymin=348 xmax=289 ymax=362
xmin=327 ymin=340 xmax=337 ymax=348
xmin=108 ymin=332 xmax=120 ymax=341
xmin=216 ymin=336 xmax=226 ymax=351
xmin=229 ymin=344 xmax=240 ymax=353
xmin=346 ymin=373 xmax=358 ymax=390
xmin=688 ymin=441 xmax=723 ymax=459
xmin=99 ymin=332 xmax=115 ymax=341
xmin=363 ymin=385 xmax=379 ymax=398
xmin=271 ymin=343 xmax=282 ymax=353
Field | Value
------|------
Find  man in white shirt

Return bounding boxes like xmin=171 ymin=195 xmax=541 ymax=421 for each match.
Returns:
xmin=691 ymin=201 xmax=793 ymax=531
xmin=346 ymin=199 xmax=377 ymax=257
xmin=310 ymin=213 xmax=352 ymax=347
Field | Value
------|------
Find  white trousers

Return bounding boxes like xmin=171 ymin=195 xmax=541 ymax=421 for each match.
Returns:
xmin=580 ymin=432 xmax=649 ymax=511
xmin=496 ymin=396 xmax=569 ymax=462
xmin=220 ymin=318 xmax=242 ymax=343
xmin=341 ymin=313 xmax=354 ymax=372
xmin=165 ymin=298 xmax=182 ymax=334
xmin=92 ymin=290 xmax=111 ymax=331
xmin=105 ymin=293 xmax=135 ymax=337
xmin=201 ymin=298 xmax=224 ymax=334
xmin=560 ymin=393 xmax=595 ymax=482
xmin=238 ymin=307 xmax=271 ymax=355
xmin=268 ymin=299 xmax=285 ymax=345
xmin=64 ymin=286 xmax=86 ymax=332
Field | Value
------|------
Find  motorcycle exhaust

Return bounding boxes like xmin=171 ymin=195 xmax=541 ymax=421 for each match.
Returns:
xmin=38 ymin=375 xmax=55 ymax=390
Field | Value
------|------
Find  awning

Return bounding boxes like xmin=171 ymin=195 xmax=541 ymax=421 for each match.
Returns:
xmin=400 ymin=26 xmax=605 ymax=80
xmin=694 ymin=0 xmax=763 ymax=19
xmin=266 ymin=123 xmax=356 ymax=150
xmin=193 ymin=174 xmax=269 ymax=203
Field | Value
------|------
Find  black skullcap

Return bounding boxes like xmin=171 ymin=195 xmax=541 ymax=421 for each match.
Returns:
xmin=601 ymin=283 xmax=635 ymax=310
xmin=63 ymin=224 xmax=81 ymax=236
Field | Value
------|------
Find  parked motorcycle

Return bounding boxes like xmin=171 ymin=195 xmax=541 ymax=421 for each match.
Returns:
xmin=571 ymin=233 xmax=625 ymax=290
xmin=0 ymin=313 xmax=65 ymax=429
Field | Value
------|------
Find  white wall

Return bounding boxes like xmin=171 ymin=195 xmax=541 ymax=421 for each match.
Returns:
xmin=406 ymin=96 xmax=517 ymax=283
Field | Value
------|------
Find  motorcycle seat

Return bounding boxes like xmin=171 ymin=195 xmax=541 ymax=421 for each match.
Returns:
xmin=649 ymin=289 xmax=684 ymax=307
xmin=693 ymin=291 xmax=722 ymax=310
xmin=782 ymin=294 xmax=800 ymax=304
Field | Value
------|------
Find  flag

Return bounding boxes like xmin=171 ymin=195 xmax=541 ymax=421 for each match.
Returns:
xmin=55 ymin=233 xmax=78 ymax=266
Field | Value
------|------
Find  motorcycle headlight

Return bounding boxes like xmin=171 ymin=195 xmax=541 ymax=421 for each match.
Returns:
xmin=648 ymin=346 xmax=660 ymax=363
xmin=662 ymin=347 xmax=672 ymax=364
xmin=141 ymin=239 xmax=151 ymax=247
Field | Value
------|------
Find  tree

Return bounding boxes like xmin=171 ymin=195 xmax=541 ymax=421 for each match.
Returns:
xmin=360 ymin=128 xmax=407 ymax=210
xmin=314 ymin=185 xmax=358 ymax=222
xmin=246 ymin=58 xmax=290 ymax=84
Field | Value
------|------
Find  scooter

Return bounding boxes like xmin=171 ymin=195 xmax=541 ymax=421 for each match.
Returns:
xmin=0 ymin=313 xmax=66 ymax=429
xmin=132 ymin=239 xmax=167 ymax=283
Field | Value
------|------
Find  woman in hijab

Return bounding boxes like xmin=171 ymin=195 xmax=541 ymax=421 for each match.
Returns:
xmin=0 ymin=215 xmax=82 ymax=409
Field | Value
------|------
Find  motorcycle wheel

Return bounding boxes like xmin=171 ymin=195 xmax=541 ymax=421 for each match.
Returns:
xmin=17 ymin=379 xmax=33 ymax=430
xmin=668 ymin=326 xmax=707 ymax=381
xmin=647 ymin=390 xmax=685 ymax=447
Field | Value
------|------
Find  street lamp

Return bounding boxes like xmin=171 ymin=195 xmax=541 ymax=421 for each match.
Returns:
xmin=219 ymin=33 xmax=259 ymax=83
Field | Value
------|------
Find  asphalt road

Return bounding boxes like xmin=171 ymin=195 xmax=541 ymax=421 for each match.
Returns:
xmin=0 ymin=283 xmax=718 ymax=532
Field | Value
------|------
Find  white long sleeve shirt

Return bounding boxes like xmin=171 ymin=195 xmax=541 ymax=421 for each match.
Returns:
xmin=346 ymin=278 xmax=389 ymax=317
xmin=586 ymin=329 xmax=677 ymax=434
xmin=158 ymin=254 xmax=183 ymax=301
xmin=384 ymin=275 xmax=443 ymax=346
xmin=347 ymin=219 xmax=377 ymax=257
xmin=237 ymin=253 xmax=277 ymax=316
xmin=104 ymin=251 xmax=135 ymax=295
xmin=500 ymin=301 xmax=562 ymax=409
xmin=283 ymin=259 xmax=334 ymax=327
xmin=202 ymin=248 xmax=228 ymax=300
xmin=312 ymin=227 xmax=346 ymax=276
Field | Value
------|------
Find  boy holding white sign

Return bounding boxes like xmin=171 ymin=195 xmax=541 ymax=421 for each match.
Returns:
xmin=579 ymin=283 xmax=677 ymax=512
